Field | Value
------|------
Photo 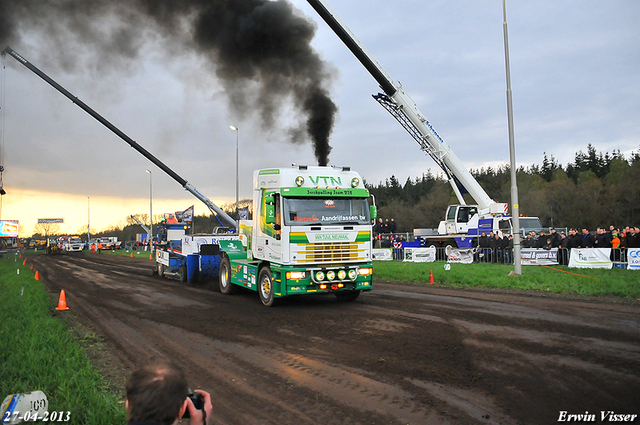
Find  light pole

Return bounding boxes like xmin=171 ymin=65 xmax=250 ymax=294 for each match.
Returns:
xmin=145 ymin=169 xmax=153 ymax=252
xmin=229 ymin=125 xmax=239 ymax=229
xmin=87 ymin=197 xmax=91 ymax=242
xmin=502 ymin=0 xmax=522 ymax=275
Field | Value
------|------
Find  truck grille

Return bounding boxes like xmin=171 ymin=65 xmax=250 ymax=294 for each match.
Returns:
xmin=295 ymin=242 xmax=366 ymax=263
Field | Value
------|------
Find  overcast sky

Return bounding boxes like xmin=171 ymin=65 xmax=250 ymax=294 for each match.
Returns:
xmin=1 ymin=0 xmax=638 ymax=235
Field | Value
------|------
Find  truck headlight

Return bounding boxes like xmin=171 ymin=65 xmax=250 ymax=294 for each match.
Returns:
xmin=315 ymin=271 xmax=325 ymax=281
xmin=338 ymin=270 xmax=347 ymax=280
xmin=326 ymin=271 xmax=336 ymax=281
xmin=286 ymin=271 xmax=306 ymax=280
xmin=348 ymin=269 xmax=357 ymax=280
xmin=358 ymin=267 xmax=372 ymax=276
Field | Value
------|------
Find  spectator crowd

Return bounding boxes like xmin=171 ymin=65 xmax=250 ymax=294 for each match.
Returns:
xmin=371 ymin=218 xmax=639 ymax=265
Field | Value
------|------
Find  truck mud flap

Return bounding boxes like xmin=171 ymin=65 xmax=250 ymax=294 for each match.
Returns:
xmin=199 ymin=254 xmax=221 ymax=281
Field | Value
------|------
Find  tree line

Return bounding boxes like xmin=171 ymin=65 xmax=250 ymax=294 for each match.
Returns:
xmin=28 ymin=144 xmax=638 ymax=240
xmin=367 ymin=144 xmax=640 ymax=233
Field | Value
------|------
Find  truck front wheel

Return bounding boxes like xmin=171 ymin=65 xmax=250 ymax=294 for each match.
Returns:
xmin=258 ymin=267 xmax=276 ymax=307
xmin=219 ymin=256 xmax=237 ymax=295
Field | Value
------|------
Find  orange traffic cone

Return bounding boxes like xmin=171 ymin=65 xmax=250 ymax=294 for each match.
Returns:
xmin=35 ymin=271 xmax=40 ymax=280
xmin=149 ymin=254 xmax=153 ymax=260
xmin=22 ymin=259 xmax=26 ymax=265
xmin=55 ymin=290 xmax=70 ymax=311
xmin=30 ymin=264 xmax=34 ymax=271
xmin=130 ymin=252 xmax=133 ymax=258
xmin=429 ymin=270 xmax=435 ymax=285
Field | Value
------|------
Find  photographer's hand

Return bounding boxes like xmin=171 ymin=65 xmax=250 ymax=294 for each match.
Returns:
xmin=186 ymin=390 xmax=214 ymax=425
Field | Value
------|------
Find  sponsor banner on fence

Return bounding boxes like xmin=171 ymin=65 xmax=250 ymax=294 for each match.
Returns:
xmin=520 ymin=248 xmax=558 ymax=266
xmin=38 ymin=218 xmax=64 ymax=223
xmin=627 ymin=248 xmax=640 ymax=270
xmin=372 ymin=248 xmax=393 ymax=261
xmin=568 ymin=248 xmax=612 ymax=269
xmin=446 ymin=247 xmax=474 ymax=264
xmin=403 ymin=247 xmax=436 ymax=263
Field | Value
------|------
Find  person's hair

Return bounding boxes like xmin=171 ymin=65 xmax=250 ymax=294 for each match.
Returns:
xmin=126 ymin=357 xmax=189 ymax=424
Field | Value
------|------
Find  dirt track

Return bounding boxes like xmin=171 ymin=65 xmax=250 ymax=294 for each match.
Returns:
xmin=29 ymin=252 xmax=640 ymax=425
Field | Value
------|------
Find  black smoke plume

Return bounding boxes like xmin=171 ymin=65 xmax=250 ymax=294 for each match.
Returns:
xmin=0 ymin=0 xmax=335 ymax=165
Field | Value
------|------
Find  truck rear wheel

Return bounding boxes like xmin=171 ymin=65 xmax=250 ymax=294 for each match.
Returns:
xmin=335 ymin=290 xmax=361 ymax=302
xmin=258 ymin=267 xmax=276 ymax=307
xmin=219 ymin=256 xmax=237 ymax=295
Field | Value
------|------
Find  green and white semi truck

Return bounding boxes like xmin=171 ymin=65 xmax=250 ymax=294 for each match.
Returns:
xmin=218 ymin=165 xmax=375 ymax=306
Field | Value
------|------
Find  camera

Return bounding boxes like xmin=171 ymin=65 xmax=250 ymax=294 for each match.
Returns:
xmin=182 ymin=390 xmax=204 ymax=418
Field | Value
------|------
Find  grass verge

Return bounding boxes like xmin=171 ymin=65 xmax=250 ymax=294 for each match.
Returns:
xmin=373 ymin=260 xmax=640 ymax=300
xmin=0 ymin=254 xmax=125 ymax=424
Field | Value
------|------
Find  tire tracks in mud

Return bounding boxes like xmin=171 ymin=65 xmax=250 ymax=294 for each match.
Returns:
xmin=28 ymin=254 xmax=640 ymax=425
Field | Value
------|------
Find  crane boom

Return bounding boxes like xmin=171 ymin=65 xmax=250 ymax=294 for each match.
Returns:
xmin=2 ymin=46 xmax=237 ymax=228
xmin=305 ymin=0 xmax=507 ymax=216
xmin=129 ymin=215 xmax=151 ymax=235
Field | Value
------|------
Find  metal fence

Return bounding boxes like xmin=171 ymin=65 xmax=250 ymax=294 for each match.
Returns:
xmin=381 ymin=246 xmax=632 ymax=268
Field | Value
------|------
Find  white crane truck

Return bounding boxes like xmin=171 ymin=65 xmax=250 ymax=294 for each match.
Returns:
xmin=306 ymin=0 xmax=540 ymax=248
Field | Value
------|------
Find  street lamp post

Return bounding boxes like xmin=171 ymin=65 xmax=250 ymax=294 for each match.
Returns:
xmin=87 ymin=196 xmax=91 ymax=242
xmin=145 ymin=169 xmax=153 ymax=252
xmin=502 ymin=0 xmax=522 ymax=275
xmin=229 ymin=125 xmax=239 ymax=229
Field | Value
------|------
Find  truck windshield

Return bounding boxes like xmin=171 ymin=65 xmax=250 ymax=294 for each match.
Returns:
xmin=283 ymin=197 xmax=370 ymax=226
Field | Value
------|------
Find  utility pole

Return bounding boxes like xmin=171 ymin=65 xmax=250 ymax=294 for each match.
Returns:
xmin=503 ymin=0 xmax=522 ymax=275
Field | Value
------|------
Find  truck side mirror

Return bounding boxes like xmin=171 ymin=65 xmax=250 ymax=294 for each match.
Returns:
xmin=264 ymin=193 xmax=276 ymax=224
xmin=370 ymin=205 xmax=377 ymax=221
xmin=265 ymin=204 xmax=275 ymax=224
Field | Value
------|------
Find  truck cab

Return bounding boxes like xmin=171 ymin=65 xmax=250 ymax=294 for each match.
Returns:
xmin=64 ymin=236 xmax=85 ymax=252
xmin=219 ymin=165 xmax=374 ymax=306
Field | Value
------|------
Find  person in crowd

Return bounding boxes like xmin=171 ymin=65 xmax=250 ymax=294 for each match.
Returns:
xmin=549 ymin=228 xmax=562 ymax=248
xmin=503 ymin=234 xmax=513 ymax=264
xmin=626 ymin=227 xmax=639 ymax=248
xmin=521 ymin=233 xmax=533 ymax=248
xmin=389 ymin=218 xmax=397 ymax=234
xmin=533 ymin=231 xmax=542 ymax=248
xmin=611 ymin=231 xmax=622 ymax=262
xmin=381 ymin=234 xmax=392 ymax=248
xmin=126 ymin=357 xmax=213 ymax=425
xmin=490 ymin=232 xmax=502 ymax=263
xmin=530 ymin=231 xmax=539 ymax=246
xmin=581 ymin=228 xmax=595 ymax=248
xmin=478 ymin=232 xmax=490 ymax=262
xmin=595 ymin=227 xmax=612 ymax=248
xmin=374 ymin=218 xmax=384 ymax=248
xmin=559 ymin=231 xmax=570 ymax=265
xmin=566 ymin=229 xmax=582 ymax=263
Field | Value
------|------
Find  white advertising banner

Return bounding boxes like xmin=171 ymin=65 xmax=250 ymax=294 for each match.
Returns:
xmin=372 ymin=248 xmax=393 ymax=261
xmin=446 ymin=247 xmax=474 ymax=264
xmin=403 ymin=247 xmax=436 ymax=263
xmin=568 ymin=248 xmax=612 ymax=269
xmin=627 ymin=248 xmax=640 ymax=270
xmin=520 ymin=248 xmax=559 ymax=266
